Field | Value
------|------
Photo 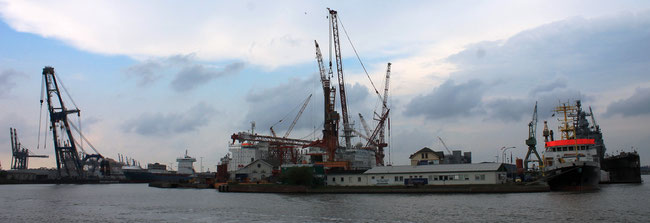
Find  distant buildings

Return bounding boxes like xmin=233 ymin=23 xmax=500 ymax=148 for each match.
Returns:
xmin=409 ymin=147 xmax=471 ymax=166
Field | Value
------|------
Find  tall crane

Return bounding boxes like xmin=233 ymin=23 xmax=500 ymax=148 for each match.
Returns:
xmin=358 ymin=113 xmax=371 ymax=138
xmin=42 ymin=67 xmax=107 ymax=178
xmin=524 ymin=101 xmax=543 ymax=171
xmin=284 ymin=94 xmax=312 ymax=138
xmin=315 ymin=40 xmax=339 ymax=162
xmin=377 ymin=63 xmax=391 ymax=158
xmin=9 ymin=128 xmax=48 ymax=169
xmin=329 ymin=8 xmax=353 ymax=150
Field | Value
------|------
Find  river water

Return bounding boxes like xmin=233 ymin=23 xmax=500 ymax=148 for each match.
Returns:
xmin=1 ymin=175 xmax=649 ymax=222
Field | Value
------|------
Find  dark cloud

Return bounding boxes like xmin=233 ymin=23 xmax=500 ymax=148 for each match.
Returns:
xmin=171 ymin=62 xmax=244 ymax=92
xmin=446 ymin=12 xmax=650 ymax=90
xmin=124 ymin=54 xmax=245 ymax=91
xmin=605 ymin=87 xmax=650 ymax=117
xmin=0 ymin=69 xmax=25 ymax=97
xmin=404 ymin=79 xmax=485 ymax=120
xmin=244 ymin=76 xmax=321 ymax=135
xmin=123 ymin=102 xmax=216 ymax=136
xmin=484 ymin=98 xmax=530 ymax=122
xmin=124 ymin=60 xmax=162 ymax=86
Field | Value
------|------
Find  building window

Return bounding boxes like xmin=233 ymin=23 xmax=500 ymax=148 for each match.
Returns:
xmin=425 ymin=153 xmax=429 ymax=159
xmin=395 ymin=176 xmax=399 ymax=181
xmin=372 ymin=176 xmax=375 ymax=179
xmin=399 ymin=176 xmax=404 ymax=181
xmin=333 ymin=177 xmax=336 ymax=182
xmin=475 ymin=174 xmax=485 ymax=181
xmin=251 ymin=158 xmax=254 ymax=162
xmin=428 ymin=175 xmax=433 ymax=180
xmin=381 ymin=176 xmax=384 ymax=179
xmin=341 ymin=177 xmax=344 ymax=182
xmin=358 ymin=177 xmax=362 ymax=182
xmin=421 ymin=153 xmax=425 ymax=159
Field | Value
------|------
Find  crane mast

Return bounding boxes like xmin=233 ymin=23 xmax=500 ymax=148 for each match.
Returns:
xmin=328 ymin=8 xmax=353 ymax=150
xmin=315 ymin=40 xmax=339 ymax=162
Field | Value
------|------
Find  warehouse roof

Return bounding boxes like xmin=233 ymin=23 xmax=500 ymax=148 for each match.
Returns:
xmin=364 ymin=163 xmax=504 ymax=174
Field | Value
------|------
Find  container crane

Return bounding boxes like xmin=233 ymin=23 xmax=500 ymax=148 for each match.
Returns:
xmin=524 ymin=102 xmax=543 ymax=171
xmin=9 ymin=128 xmax=48 ymax=169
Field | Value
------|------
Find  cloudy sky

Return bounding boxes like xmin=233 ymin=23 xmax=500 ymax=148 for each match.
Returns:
xmin=1 ymin=0 xmax=649 ymax=170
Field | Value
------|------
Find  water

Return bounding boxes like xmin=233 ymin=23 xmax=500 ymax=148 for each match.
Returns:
xmin=2 ymin=176 xmax=649 ymax=222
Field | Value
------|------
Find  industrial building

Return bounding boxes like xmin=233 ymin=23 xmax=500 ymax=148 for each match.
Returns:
xmin=327 ymin=163 xmax=507 ymax=186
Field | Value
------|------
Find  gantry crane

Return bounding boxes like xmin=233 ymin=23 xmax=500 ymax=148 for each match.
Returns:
xmin=524 ymin=101 xmax=543 ymax=171
xmin=9 ymin=128 xmax=48 ymax=169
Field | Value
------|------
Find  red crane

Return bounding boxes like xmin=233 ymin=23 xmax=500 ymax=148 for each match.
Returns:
xmin=329 ymin=8 xmax=353 ymax=150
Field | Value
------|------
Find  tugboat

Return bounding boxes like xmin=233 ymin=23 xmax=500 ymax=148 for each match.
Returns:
xmin=542 ymin=100 xmax=600 ymax=190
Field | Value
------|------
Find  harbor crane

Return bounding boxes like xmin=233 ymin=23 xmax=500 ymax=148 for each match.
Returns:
xmin=42 ymin=67 xmax=108 ymax=178
xmin=524 ymin=102 xmax=543 ymax=171
xmin=270 ymin=94 xmax=312 ymax=138
xmin=313 ymin=40 xmax=340 ymax=162
xmin=9 ymin=128 xmax=48 ymax=169
xmin=329 ymin=8 xmax=354 ymax=150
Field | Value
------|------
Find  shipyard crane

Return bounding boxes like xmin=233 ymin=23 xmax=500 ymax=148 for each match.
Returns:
xmin=365 ymin=109 xmax=390 ymax=165
xmin=314 ymin=40 xmax=339 ymax=162
xmin=269 ymin=94 xmax=312 ymax=138
xmin=524 ymin=102 xmax=543 ymax=171
xmin=437 ymin=136 xmax=453 ymax=155
xmin=9 ymin=128 xmax=48 ymax=169
xmin=358 ymin=113 xmax=371 ymax=137
xmin=42 ymin=67 xmax=108 ymax=178
xmin=284 ymin=94 xmax=312 ymax=138
xmin=376 ymin=63 xmax=391 ymax=164
xmin=329 ymin=8 xmax=354 ymax=150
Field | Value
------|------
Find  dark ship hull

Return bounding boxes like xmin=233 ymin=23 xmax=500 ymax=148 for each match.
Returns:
xmin=123 ymin=171 xmax=191 ymax=183
xmin=546 ymin=163 xmax=600 ymax=191
xmin=602 ymin=152 xmax=642 ymax=183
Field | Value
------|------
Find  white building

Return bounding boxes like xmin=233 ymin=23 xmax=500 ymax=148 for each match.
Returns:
xmin=327 ymin=163 xmax=507 ymax=186
xmin=232 ymin=159 xmax=276 ymax=182
xmin=227 ymin=142 xmax=268 ymax=172
xmin=176 ymin=151 xmax=196 ymax=175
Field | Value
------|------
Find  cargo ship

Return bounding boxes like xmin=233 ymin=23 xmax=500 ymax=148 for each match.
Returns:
xmin=122 ymin=151 xmax=196 ymax=183
xmin=601 ymin=151 xmax=642 ymax=183
xmin=542 ymin=101 xmax=601 ymax=190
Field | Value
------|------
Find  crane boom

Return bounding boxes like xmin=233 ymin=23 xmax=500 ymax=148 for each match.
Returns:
xmin=358 ymin=113 xmax=371 ymax=137
xmin=329 ymin=8 xmax=353 ymax=150
xmin=437 ymin=136 xmax=453 ymax=155
xmin=378 ymin=63 xmax=391 ymax=145
xmin=284 ymin=94 xmax=312 ymax=138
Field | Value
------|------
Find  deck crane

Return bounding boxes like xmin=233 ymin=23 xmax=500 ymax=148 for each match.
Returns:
xmin=314 ymin=40 xmax=339 ymax=162
xmin=524 ymin=102 xmax=543 ymax=171
xmin=328 ymin=8 xmax=354 ymax=150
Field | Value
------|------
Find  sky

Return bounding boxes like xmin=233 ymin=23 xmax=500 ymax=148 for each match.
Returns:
xmin=1 ymin=0 xmax=650 ymax=171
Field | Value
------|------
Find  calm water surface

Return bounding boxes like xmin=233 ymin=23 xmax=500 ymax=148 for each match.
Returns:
xmin=2 ymin=175 xmax=649 ymax=222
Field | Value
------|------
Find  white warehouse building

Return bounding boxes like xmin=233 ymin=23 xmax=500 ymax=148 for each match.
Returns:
xmin=327 ymin=163 xmax=507 ymax=186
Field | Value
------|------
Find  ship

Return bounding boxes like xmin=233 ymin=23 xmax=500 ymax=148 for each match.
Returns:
xmin=542 ymin=100 xmax=601 ymax=190
xmin=122 ymin=151 xmax=196 ymax=183
xmin=601 ymin=151 xmax=642 ymax=183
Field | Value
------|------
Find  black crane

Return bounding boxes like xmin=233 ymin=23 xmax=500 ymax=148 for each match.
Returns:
xmin=42 ymin=66 xmax=107 ymax=178
xmin=9 ymin=128 xmax=48 ymax=169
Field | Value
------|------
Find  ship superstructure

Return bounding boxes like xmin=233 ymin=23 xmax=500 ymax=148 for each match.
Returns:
xmin=542 ymin=100 xmax=600 ymax=190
